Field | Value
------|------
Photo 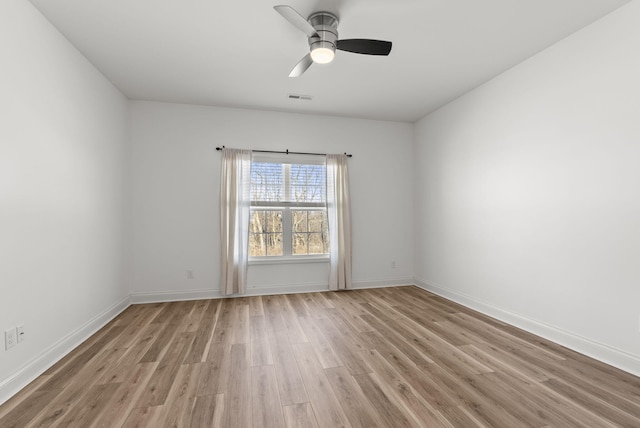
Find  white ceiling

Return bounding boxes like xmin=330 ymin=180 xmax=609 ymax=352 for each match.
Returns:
xmin=29 ymin=0 xmax=629 ymax=122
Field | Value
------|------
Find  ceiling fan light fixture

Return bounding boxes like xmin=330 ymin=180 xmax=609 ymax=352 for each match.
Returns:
xmin=274 ymin=6 xmax=392 ymax=76
xmin=310 ymin=46 xmax=335 ymax=64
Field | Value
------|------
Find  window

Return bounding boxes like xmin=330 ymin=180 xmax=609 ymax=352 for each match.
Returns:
xmin=249 ymin=155 xmax=329 ymax=258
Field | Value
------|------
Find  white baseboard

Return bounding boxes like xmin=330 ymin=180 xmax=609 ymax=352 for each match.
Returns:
xmin=130 ymin=288 xmax=222 ymax=303
xmin=130 ymin=277 xmax=415 ymax=304
xmin=128 ymin=285 xmax=327 ymax=303
xmin=353 ymin=277 xmax=415 ymax=290
xmin=415 ymin=278 xmax=640 ymax=377
xmin=0 ymin=296 xmax=131 ymax=406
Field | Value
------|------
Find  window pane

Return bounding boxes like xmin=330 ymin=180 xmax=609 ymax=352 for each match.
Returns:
xmin=291 ymin=164 xmax=326 ymax=203
xmin=293 ymin=233 xmax=308 ymax=255
xmin=266 ymin=211 xmax=283 ymax=233
xmin=308 ymin=233 xmax=326 ymax=254
xmin=249 ymin=234 xmax=266 ymax=257
xmin=250 ymin=211 xmax=266 ymax=233
xmin=292 ymin=210 xmax=308 ymax=233
xmin=308 ymin=210 xmax=325 ymax=232
xmin=251 ymin=162 xmax=283 ymax=202
xmin=266 ymin=233 xmax=283 ymax=256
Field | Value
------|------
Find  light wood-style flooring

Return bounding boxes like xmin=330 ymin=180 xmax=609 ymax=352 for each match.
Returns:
xmin=1 ymin=286 xmax=640 ymax=427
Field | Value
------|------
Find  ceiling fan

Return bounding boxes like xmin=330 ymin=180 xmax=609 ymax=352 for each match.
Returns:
xmin=274 ymin=5 xmax=392 ymax=77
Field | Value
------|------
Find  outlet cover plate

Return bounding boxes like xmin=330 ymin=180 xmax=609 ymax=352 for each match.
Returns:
xmin=5 ymin=328 xmax=17 ymax=350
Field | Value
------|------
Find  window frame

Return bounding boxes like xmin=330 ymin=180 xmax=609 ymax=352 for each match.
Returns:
xmin=248 ymin=155 xmax=329 ymax=263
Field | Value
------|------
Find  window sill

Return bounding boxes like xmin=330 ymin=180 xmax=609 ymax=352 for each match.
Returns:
xmin=249 ymin=256 xmax=330 ymax=265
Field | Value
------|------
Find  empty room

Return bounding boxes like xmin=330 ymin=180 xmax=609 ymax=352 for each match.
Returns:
xmin=1 ymin=0 xmax=640 ymax=426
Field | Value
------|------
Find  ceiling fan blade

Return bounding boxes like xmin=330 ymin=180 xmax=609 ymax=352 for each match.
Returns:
xmin=289 ymin=53 xmax=313 ymax=77
xmin=336 ymin=39 xmax=392 ymax=56
xmin=274 ymin=5 xmax=317 ymax=38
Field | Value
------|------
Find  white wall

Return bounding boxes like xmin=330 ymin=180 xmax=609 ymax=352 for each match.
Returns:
xmin=414 ymin=1 xmax=640 ymax=374
xmin=128 ymin=101 xmax=414 ymax=300
xmin=0 ymin=0 xmax=129 ymax=402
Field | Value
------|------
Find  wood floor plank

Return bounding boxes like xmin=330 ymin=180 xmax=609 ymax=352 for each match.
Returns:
xmin=263 ymin=295 xmax=288 ymax=333
xmin=209 ymin=298 xmax=236 ymax=344
xmin=55 ymin=382 xmax=121 ymax=427
xmin=283 ymin=403 xmax=319 ymax=428
xmin=250 ymin=315 xmax=273 ymax=366
xmin=121 ymin=405 xmax=162 ymax=428
xmin=197 ymin=343 xmax=231 ymax=396
xmin=135 ymin=332 xmax=195 ymax=407
xmin=362 ymin=330 xmax=458 ymax=409
xmin=40 ymin=321 xmax=120 ymax=377
xmin=91 ymin=362 xmax=158 ymax=428
xmin=190 ymin=394 xmax=224 ymax=428
xmin=275 ymin=294 xmax=309 ymax=344
xmin=332 ymin=305 xmax=375 ymax=334
xmin=138 ymin=321 xmax=180 ymax=364
xmin=248 ymin=296 xmax=265 ymax=317
xmin=313 ymin=316 xmax=372 ymax=376
xmin=181 ymin=299 xmax=209 ymax=333
xmin=543 ymin=376 xmax=640 ymax=427
xmin=2 ymin=286 xmax=640 ymax=428
xmin=252 ymin=365 xmax=286 ymax=428
xmin=487 ymin=368 xmax=614 ymax=428
xmin=359 ymin=312 xmax=433 ymax=367
xmin=352 ymin=372 xmax=418 ymax=428
xmin=451 ymin=311 xmax=566 ymax=362
xmin=29 ymin=380 xmax=97 ymax=427
xmin=269 ymin=328 xmax=308 ymax=406
xmin=292 ymin=343 xmax=352 ymax=428
xmin=220 ymin=343 xmax=252 ymax=427
xmin=439 ymin=405 xmax=486 ymax=428
xmin=296 ymin=315 xmax=343 ymax=369
xmin=183 ymin=299 xmax=220 ymax=364
xmin=284 ymin=293 xmax=310 ymax=318
xmin=299 ymin=293 xmax=328 ymax=319
xmin=323 ymin=366 xmax=379 ymax=428
xmin=0 ymin=388 xmax=62 ymax=428
xmin=155 ymin=363 xmax=201 ymax=428
xmin=38 ymin=325 xmax=126 ymax=391
xmin=308 ymin=292 xmax=335 ymax=309
xmin=0 ymin=374 xmax=52 ymax=420
xmin=358 ymin=349 xmax=446 ymax=427
xmin=29 ymin=347 xmax=127 ymax=426
xmin=559 ymin=355 xmax=640 ymax=403
xmin=420 ymin=362 xmax=531 ymax=428
xmin=95 ymin=323 xmax=164 ymax=385
xmin=231 ymin=300 xmax=251 ymax=344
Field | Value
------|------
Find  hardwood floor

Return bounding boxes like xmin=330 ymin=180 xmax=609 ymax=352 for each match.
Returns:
xmin=1 ymin=286 xmax=640 ymax=427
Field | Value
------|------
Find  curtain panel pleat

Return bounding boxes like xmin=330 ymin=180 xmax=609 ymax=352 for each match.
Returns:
xmin=327 ymin=154 xmax=352 ymax=290
xmin=220 ymin=148 xmax=252 ymax=295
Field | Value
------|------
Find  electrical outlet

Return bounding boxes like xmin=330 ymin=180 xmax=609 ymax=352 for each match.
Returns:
xmin=391 ymin=261 xmax=396 ymax=269
xmin=5 ymin=328 xmax=17 ymax=350
xmin=187 ymin=270 xmax=194 ymax=280
xmin=16 ymin=325 xmax=25 ymax=343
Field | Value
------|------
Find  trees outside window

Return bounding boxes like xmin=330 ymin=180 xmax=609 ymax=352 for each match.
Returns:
xmin=249 ymin=158 xmax=329 ymax=258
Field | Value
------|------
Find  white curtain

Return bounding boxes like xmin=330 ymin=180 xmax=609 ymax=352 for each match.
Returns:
xmin=326 ymin=154 xmax=352 ymax=290
xmin=220 ymin=148 xmax=252 ymax=295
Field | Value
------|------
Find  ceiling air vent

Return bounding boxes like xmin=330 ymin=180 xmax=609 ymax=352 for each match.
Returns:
xmin=288 ymin=94 xmax=313 ymax=101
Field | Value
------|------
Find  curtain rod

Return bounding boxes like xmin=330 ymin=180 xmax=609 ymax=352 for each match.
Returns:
xmin=215 ymin=146 xmax=352 ymax=158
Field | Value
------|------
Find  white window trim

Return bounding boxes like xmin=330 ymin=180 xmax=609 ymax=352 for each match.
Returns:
xmin=248 ymin=255 xmax=330 ymax=265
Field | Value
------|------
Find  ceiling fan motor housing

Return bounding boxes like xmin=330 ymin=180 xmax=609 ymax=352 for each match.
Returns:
xmin=308 ymin=12 xmax=339 ymax=55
